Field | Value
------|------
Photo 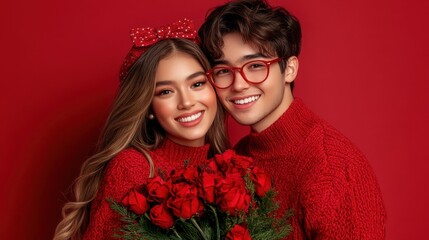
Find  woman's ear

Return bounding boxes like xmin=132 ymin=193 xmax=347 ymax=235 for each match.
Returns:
xmin=284 ymin=56 xmax=299 ymax=84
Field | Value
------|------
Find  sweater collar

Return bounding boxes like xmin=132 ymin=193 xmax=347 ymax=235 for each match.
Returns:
xmin=247 ymin=98 xmax=319 ymax=153
xmin=153 ymin=138 xmax=211 ymax=165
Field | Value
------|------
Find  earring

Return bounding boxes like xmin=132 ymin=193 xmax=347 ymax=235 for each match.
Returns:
xmin=148 ymin=114 xmax=155 ymax=120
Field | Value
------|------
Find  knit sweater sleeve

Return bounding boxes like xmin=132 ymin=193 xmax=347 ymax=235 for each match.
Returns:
xmin=83 ymin=149 xmax=150 ymax=240
xmin=300 ymin=130 xmax=386 ymax=240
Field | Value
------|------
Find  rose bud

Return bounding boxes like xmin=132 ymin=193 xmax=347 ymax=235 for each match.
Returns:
xmin=226 ymin=224 xmax=251 ymax=240
xmin=232 ymin=155 xmax=253 ymax=170
xmin=252 ymin=166 xmax=272 ymax=197
xmin=214 ymin=149 xmax=234 ymax=172
xmin=167 ymin=195 xmax=204 ymax=219
xmin=215 ymin=172 xmax=244 ymax=196
xmin=146 ymin=176 xmax=171 ymax=203
xmin=150 ymin=204 xmax=175 ymax=229
xmin=217 ymin=185 xmax=251 ymax=216
xmin=182 ymin=165 xmax=199 ymax=183
xmin=121 ymin=189 xmax=149 ymax=215
xmin=170 ymin=182 xmax=198 ymax=198
xmin=198 ymin=171 xmax=216 ymax=204
xmin=206 ymin=159 xmax=218 ymax=173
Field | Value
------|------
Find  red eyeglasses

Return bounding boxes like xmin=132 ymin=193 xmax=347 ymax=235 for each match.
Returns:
xmin=206 ymin=58 xmax=282 ymax=89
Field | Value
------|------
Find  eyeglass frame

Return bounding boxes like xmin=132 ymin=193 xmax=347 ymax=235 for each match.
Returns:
xmin=206 ymin=57 xmax=284 ymax=89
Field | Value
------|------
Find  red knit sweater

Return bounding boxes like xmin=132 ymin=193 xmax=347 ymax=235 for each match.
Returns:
xmin=234 ymin=98 xmax=386 ymax=239
xmin=82 ymin=139 xmax=211 ymax=239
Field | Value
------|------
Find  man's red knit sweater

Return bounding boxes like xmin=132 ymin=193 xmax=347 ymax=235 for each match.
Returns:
xmin=234 ymin=98 xmax=386 ymax=239
xmin=83 ymin=139 xmax=210 ymax=239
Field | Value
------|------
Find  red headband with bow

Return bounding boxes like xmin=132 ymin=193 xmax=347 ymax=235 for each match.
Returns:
xmin=119 ymin=18 xmax=198 ymax=81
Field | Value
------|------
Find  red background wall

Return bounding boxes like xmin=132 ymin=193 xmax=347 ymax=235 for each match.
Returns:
xmin=1 ymin=0 xmax=428 ymax=239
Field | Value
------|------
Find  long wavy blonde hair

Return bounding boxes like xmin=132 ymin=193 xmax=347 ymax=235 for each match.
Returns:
xmin=53 ymin=38 xmax=230 ymax=240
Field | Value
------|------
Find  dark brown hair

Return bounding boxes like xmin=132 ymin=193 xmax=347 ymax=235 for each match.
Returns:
xmin=198 ymin=0 xmax=301 ymax=90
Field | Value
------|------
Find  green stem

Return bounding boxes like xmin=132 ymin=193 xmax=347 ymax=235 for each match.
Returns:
xmin=190 ymin=217 xmax=208 ymax=240
xmin=172 ymin=228 xmax=183 ymax=240
xmin=209 ymin=205 xmax=220 ymax=240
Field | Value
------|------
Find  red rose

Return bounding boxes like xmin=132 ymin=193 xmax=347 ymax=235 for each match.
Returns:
xmin=150 ymin=204 xmax=175 ymax=229
xmin=226 ymin=224 xmax=251 ymax=240
xmin=167 ymin=182 xmax=203 ymax=219
xmin=232 ymin=154 xmax=253 ymax=170
xmin=198 ymin=171 xmax=216 ymax=203
xmin=217 ymin=183 xmax=251 ymax=216
xmin=206 ymin=159 xmax=219 ymax=173
xmin=146 ymin=176 xmax=171 ymax=203
xmin=170 ymin=182 xmax=198 ymax=198
xmin=182 ymin=165 xmax=199 ymax=182
xmin=167 ymin=196 xmax=203 ymax=219
xmin=252 ymin=166 xmax=272 ymax=197
xmin=169 ymin=165 xmax=199 ymax=183
xmin=121 ymin=189 xmax=149 ymax=215
xmin=214 ymin=149 xmax=235 ymax=172
xmin=215 ymin=172 xmax=244 ymax=196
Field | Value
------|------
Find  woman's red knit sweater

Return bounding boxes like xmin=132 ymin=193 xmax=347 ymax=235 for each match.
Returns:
xmin=82 ymin=139 xmax=210 ymax=239
xmin=234 ymin=98 xmax=386 ymax=239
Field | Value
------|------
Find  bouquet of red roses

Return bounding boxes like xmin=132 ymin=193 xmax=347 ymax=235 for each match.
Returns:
xmin=110 ymin=150 xmax=292 ymax=240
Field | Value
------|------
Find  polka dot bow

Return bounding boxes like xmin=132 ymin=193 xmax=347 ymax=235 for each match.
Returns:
xmin=119 ymin=18 xmax=198 ymax=81
xmin=131 ymin=18 xmax=197 ymax=47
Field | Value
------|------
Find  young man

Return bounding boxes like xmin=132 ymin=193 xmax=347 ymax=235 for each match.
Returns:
xmin=199 ymin=0 xmax=386 ymax=239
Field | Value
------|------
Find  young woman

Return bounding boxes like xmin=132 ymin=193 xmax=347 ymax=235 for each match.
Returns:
xmin=54 ymin=19 xmax=229 ymax=240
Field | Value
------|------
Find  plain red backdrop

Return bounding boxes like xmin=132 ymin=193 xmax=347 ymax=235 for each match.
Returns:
xmin=1 ymin=0 xmax=428 ymax=239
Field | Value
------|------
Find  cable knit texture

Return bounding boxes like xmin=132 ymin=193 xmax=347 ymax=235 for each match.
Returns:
xmin=82 ymin=139 xmax=211 ymax=239
xmin=234 ymin=98 xmax=386 ymax=240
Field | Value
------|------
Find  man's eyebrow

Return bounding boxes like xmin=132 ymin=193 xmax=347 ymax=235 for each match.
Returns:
xmin=241 ymin=53 xmax=265 ymax=61
xmin=213 ymin=53 xmax=265 ymax=66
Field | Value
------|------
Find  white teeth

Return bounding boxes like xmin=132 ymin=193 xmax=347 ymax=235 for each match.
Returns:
xmin=233 ymin=95 xmax=260 ymax=105
xmin=177 ymin=112 xmax=202 ymax=123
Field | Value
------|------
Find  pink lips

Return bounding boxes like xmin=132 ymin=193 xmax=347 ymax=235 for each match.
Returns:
xmin=175 ymin=111 xmax=204 ymax=127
